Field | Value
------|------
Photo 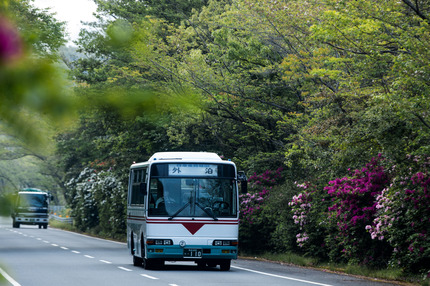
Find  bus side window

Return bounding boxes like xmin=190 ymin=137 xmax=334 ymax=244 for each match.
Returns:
xmin=130 ymin=168 xmax=147 ymax=205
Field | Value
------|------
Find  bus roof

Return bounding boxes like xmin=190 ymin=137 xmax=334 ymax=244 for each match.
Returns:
xmin=131 ymin=152 xmax=227 ymax=169
xmin=20 ymin=188 xmax=48 ymax=194
xmin=149 ymin=152 xmax=222 ymax=162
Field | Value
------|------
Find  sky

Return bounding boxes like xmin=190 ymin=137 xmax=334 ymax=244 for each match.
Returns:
xmin=32 ymin=0 xmax=98 ymax=43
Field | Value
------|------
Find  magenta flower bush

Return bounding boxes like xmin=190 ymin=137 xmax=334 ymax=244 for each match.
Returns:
xmin=240 ymin=188 xmax=269 ymax=224
xmin=324 ymin=155 xmax=391 ymax=265
xmin=289 ymin=155 xmax=392 ymax=265
xmin=367 ymin=155 xmax=430 ymax=274
xmin=239 ymin=167 xmax=283 ymax=252
xmin=240 ymin=167 xmax=283 ymax=224
xmin=289 ymin=154 xmax=429 ymax=273
xmin=239 ymin=154 xmax=428 ymax=274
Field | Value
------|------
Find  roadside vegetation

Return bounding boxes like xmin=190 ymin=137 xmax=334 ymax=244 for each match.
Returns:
xmin=242 ymin=252 xmax=407 ymax=284
xmin=1 ymin=0 xmax=429 ymax=285
xmin=240 ymin=157 xmax=429 ymax=285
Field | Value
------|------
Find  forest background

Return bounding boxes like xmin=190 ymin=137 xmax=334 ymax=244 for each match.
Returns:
xmin=0 ymin=0 xmax=429 ymax=281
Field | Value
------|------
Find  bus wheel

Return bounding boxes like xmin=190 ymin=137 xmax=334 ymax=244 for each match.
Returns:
xmin=197 ymin=261 xmax=206 ymax=269
xmin=142 ymin=256 xmax=163 ymax=270
xmin=43 ymin=224 xmax=48 ymax=229
xmin=133 ymin=255 xmax=143 ymax=267
xmin=131 ymin=236 xmax=143 ymax=266
xmin=141 ymin=243 xmax=153 ymax=270
xmin=12 ymin=221 xmax=19 ymax=228
xmin=219 ymin=259 xmax=231 ymax=271
xmin=143 ymin=258 xmax=153 ymax=270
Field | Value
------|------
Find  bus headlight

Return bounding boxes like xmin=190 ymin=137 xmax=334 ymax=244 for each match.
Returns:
xmin=147 ymin=239 xmax=173 ymax=245
xmin=213 ymin=240 xmax=238 ymax=246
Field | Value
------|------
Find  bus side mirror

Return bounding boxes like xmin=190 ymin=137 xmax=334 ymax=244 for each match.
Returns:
xmin=237 ymin=171 xmax=248 ymax=194
xmin=140 ymin=183 xmax=147 ymax=196
xmin=241 ymin=181 xmax=247 ymax=194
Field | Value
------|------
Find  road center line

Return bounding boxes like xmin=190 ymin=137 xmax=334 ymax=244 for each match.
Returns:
xmin=51 ymin=244 xmax=58 ymax=247
xmin=140 ymin=274 xmax=159 ymax=280
xmin=61 ymin=247 xmax=69 ymax=250
xmin=118 ymin=266 xmax=132 ymax=272
xmin=84 ymin=255 xmax=95 ymax=259
xmin=71 ymin=250 xmax=80 ymax=254
xmin=0 ymin=267 xmax=22 ymax=286
xmin=231 ymin=266 xmax=333 ymax=286
xmin=99 ymin=260 xmax=112 ymax=264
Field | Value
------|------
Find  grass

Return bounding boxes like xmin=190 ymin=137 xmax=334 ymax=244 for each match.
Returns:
xmin=49 ymin=219 xmax=76 ymax=231
xmin=240 ymin=252 xmax=426 ymax=286
xmin=49 ymin=219 xmax=127 ymax=243
xmin=244 ymin=251 xmax=319 ymax=267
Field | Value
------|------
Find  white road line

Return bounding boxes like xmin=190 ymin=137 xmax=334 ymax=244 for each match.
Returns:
xmin=118 ymin=267 xmax=132 ymax=272
xmin=60 ymin=247 xmax=69 ymax=250
xmin=168 ymin=284 xmax=179 ymax=286
xmin=84 ymin=255 xmax=95 ymax=259
xmin=0 ymin=267 xmax=22 ymax=286
xmin=99 ymin=260 xmax=112 ymax=264
xmin=140 ymin=274 xmax=159 ymax=280
xmin=232 ymin=266 xmax=334 ymax=286
xmin=51 ymin=244 xmax=58 ymax=247
xmin=36 ymin=238 xmax=42 ymax=240
xmin=43 ymin=240 xmax=50 ymax=243
xmin=71 ymin=250 xmax=80 ymax=254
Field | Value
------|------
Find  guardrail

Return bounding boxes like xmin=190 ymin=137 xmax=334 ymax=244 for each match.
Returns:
xmin=50 ymin=214 xmax=73 ymax=224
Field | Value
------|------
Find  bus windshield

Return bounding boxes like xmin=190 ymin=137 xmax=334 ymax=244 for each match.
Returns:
xmin=18 ymin=194 xmax=48 ymax=208
xmin=148 ymin=177 xmax=237 ymax=219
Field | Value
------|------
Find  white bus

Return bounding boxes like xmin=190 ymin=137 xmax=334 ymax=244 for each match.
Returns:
xmin=127 ymin=152 xmax=245 ymax=271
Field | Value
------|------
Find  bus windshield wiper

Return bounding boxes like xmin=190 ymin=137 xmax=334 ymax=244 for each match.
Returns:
xmin=168 ymin=200 xmax=218 ymax=221
xmin=168 ymin=202 xmax=190 ymax=220
xmin=195 ymin=202 xmax=218 ymax=221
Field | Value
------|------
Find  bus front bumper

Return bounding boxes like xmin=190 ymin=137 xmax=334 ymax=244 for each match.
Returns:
xmin=146 ymin=245 xmax=238 ymax=260
xmin=15 ymin=216 xmax=48 ymax=225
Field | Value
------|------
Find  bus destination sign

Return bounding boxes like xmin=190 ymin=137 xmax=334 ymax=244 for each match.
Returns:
xmin=168 ymin=164 xmax=218 ymax=177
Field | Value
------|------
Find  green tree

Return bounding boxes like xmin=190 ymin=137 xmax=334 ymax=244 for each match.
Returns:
xmin=126 ymin=0 xmax=304 ymax=171
xmin=94 ymin=0 xmax=209 ymax=25
xmin=267 ymin=0 xmax=430 ymax=181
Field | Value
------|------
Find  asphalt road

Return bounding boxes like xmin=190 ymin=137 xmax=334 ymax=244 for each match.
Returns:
xmin=0 ymin=216 xmax=400 ymax=286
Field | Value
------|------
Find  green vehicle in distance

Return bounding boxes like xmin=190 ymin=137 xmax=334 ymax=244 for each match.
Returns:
xmin=11 ymin=188 xmax=53 ymax=229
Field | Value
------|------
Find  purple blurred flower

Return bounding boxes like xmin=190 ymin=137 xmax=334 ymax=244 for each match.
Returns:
xmin=0 ymin=16 xmax=23 ymax=65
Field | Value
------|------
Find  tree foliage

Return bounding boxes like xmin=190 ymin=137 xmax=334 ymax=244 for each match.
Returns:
xmin=0 ymin=0 xmax=74 ymax=144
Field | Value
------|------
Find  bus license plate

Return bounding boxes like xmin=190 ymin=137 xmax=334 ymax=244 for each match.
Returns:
xmin=183 ymin=249 xmax=202 ymax=258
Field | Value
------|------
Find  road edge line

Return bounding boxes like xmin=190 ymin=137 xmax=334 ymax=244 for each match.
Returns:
xmin=0 ymin=267 xmax=21 ymax=286
xmin=232 ymin=265 xmax=333 ymax=286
